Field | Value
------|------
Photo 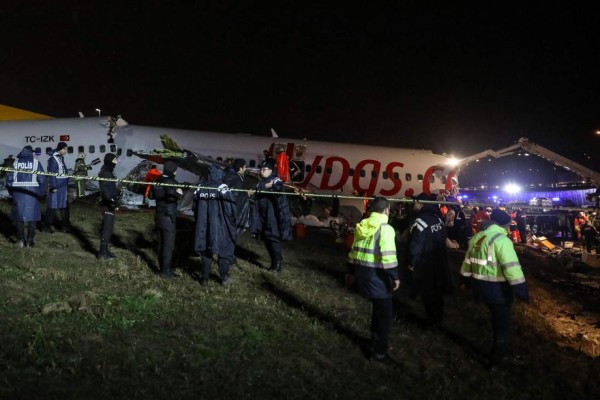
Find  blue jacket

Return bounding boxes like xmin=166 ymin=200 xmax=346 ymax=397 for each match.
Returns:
xmin=7 ymin=147 xmax=46 ymax=222
xmin=46 ymin=152 xmax=69 ymax=209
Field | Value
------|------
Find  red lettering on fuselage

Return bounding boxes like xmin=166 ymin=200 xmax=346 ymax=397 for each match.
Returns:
xmin=301 ymin=155 xmax=453 ymax=198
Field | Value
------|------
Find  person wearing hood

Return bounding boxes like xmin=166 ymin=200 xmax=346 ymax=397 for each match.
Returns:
xmin=461 ymin=208 xmax=529 ymax=370
xmin=408 ymin=193 xmax=455 ymax=329
xmin=45 ymin=141 xmax=71 ymax=232
xmin=223 ymin=158 xmax=251 ymax=236
xmin=97 ymin=153 xmax=120 ymax=260
xmin=346 ymin=196 xmax=400 ymax=364
xmin=151 ymin=161 xmax=183 ymax=278
xmin=250 ymin=159 xmax=292 ymax=272
xmin=194 ymin=165 xmax=238 ymax=285
xmin=6 ymin=146 xmax=46 ymax=247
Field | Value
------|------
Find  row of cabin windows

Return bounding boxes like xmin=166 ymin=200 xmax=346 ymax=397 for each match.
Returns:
xmin=40 ymin=146 xmax=443 ymax=184
xmin=39 ymin=145 xmax=120 ymax=156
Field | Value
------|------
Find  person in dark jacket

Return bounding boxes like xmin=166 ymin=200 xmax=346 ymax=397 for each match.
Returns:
xmin=194 ymin=165 xmax=238 ymax=285
xmin=250 ymin=159 xmax=292 ymax=272
xmin=152 ymin=161 xmax=183 ymax=278
xmin=6 ymin=146 xmax=46 ymax=247
xmin=580 ymin=220 xmax=598 ymax=253
xmin=45 ymin=141 xmax=71 ymax=232
xmin=408 ymin=193 xmax=455 ymax=328
xmin=223 ymin=158 xmax=250 ymax=236
xmin=97 ymin=153 xmax=120 ymax=260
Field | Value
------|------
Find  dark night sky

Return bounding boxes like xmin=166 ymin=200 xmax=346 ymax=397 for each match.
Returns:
xmin=1 ymin=2 xmax=599 ymax=185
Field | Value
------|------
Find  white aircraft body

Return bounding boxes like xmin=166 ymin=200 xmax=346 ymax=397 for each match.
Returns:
xmin=0 ymin=105 xmax=459 ymax=200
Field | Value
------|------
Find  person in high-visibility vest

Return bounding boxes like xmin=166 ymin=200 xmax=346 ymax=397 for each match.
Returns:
xmin=346 ymin=196 xmax=399 ymax=364
xmin=461 ymin=208 xmax=530 ymax=370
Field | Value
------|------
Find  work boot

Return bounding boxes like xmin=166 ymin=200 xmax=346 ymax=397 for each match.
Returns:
xmin=27 ymin=239 xmax=35 ymax=248
xmin=160 ymin=265 xmax=181 ymax=279
xmin=221 ymin=274 xmax=232 ymax=286
xmin=271 ymin=260 xmax=282 ymax=273
xmin=97 ymin=244 xmax=114 ymax=261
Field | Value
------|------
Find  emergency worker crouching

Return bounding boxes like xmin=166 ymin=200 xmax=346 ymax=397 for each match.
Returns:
xmin=460 ymin=208 xmax=530 ymax=370
xmin=346 ymin=196 xmax=400 ymax=363
xmin=152 ymin=161 xmax=183 ymax=278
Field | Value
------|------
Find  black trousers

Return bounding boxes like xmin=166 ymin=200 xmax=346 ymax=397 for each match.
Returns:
xmin=46 ymin=206 xmax=70 ymax=229
xmin=370 ymin=297 xmax=394 ymax=356
xmin=264 ymin=235 xmax=282 ymax=266
xmin=156 ymin=214 xmax=176 ymax=272
xmin=100 ymin=209 xmax=115 ymax=248
xmin=201 ymin=254 xmax=230 ymax=279
xmin=421 ymin=293 xmax=445 ymax=327
xmin=15 ymin=221 xmax=36 ymax=241
xmin=486 ymin=303 xmax=513 ymax=365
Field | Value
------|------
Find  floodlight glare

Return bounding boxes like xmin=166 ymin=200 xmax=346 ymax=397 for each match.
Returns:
xmin=504 ymin=183 xmax=521 ymax=194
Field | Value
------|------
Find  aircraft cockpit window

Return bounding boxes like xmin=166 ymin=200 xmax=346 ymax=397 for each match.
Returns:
xmin=78 ymin=146 xmax=85 ymax=154
xmin=429 ymin=175 xmax=435 ymax=184
xmin=382 ymin=171 xmax=389 ymax=179
xmin=45 ymin=147 xmax=52 ymax=155
xmin=325 ymin=166 xmax=332 ymax=175
xmin=417 ymin=174 xmax=424 ymax=182
xmin=100 ymin=145 xmax=106 ymax=153
xmin=249 ymin=160 xmax=256 ymax=167
xmin=126 ymin=149 xmax=133 ymax=157
xmin=405 ymin=173 xmax=412 ymax=181
xmin=316 ymin=165 xmax=322 ymax=174
xmin=89 ymin=145 xmax=95 ymax=154
xmin=110 ymin=145 xmax=117 ymax=153
xmin=359 ymin=170 xmax=366 ymax=178
xmin=349 ymin=168 xmax=354 ymax=177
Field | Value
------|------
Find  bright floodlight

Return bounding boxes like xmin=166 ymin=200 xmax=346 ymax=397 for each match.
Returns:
xmin=504 ymin=183 xmax=521 ymax=194
xmin=447 ymin=157 xmax=460 ymax=167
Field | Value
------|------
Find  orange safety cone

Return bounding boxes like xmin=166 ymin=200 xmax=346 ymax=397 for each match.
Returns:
xmin=294 ymin=223 xmax=305 ymax=239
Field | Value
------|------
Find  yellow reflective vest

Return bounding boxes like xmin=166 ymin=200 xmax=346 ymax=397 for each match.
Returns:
xmin=461 ymin=223 xmax=528 ymax=304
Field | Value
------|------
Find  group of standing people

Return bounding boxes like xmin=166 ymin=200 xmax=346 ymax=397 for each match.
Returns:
xmin=346 ymin=193 xmax=529 ymax=370
xmin=4 ymin=144 xmax=294 ymax=284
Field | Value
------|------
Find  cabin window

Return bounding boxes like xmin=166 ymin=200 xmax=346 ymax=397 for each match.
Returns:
xmin=78 ymin=146 xmax=85 ymax=154
xmin=429 ymin=175 xmax=435 ymax=184
xmin=405 ymin=173 xmax=412 ymax=181
xmin=100 ymin=145 xmax=106 ymax=153
xmin=393 ymin=172 xmax=400 ymax=180
xmin=382 ymin=171 xmax=389 ymax=179
xmin=417 ymin=174 xmax=423 ymax=182
xmin=89 ymin=145 xmax=95 ymax=154
xmin=306 ymin=164 xmax=311 ymax=172
xmin=441 ymin=177 xmax=447 ymax=184
xmin=349 ymin=168 xmax=354 ymax=177
xmin=110 ymin=145 xmax=117 ymax=153
xmin=216 ymin=157 xmax=223 ymax=161
xmin=45 ymin=147 xmax=52 ymax=155
xmin=67 ymin=146 xmax=73 ymax=154
xmin=36 ymin=147 xmax=42 ymax=155
xmin=126 ymin=149 xmax=133 ymax=157
xmin=325 ymin=166 xmax=332 ymax=175
xmin=359 ymin=169 xmax=366 ymax=178
xmin=249 ymin=159 xmax=256 ymax=167
xmin=117 ymin=148 xmax=122 ymax=156
xmin=316 ymin=165 xmax=322 ymax=174
xmin=371 ymin=170 xmax=378 ymax=178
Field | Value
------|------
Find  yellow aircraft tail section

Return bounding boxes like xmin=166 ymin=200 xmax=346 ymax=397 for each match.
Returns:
xmin=0 ymin=104 xmax=53 ymax=121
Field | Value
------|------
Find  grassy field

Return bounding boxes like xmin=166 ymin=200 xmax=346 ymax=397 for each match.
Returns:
xmin=0 ymin=198 xmax=599 ymax=400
